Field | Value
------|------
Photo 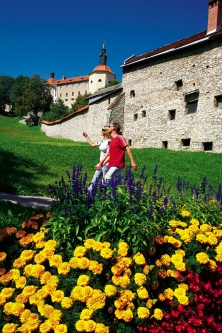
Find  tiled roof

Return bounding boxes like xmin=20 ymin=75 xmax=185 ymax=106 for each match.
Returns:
xmin=92 ymin=64 xmax=113 ymax=73
xmin=46 ymin=75 xmax=89 ymax=86
xmin=122 ymin=27 xmax=222 ymax=67
xmin=107 ymin=92 xmax=125 ymax=110
xmin=41 ymin=105 xmax=89 ymax=125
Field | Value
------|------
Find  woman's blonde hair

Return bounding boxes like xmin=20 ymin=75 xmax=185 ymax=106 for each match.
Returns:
xmin=104 ymin=127 xmax=112 ymax=139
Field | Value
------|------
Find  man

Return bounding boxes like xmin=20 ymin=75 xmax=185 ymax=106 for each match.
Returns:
xmin=96 ymin=122 xmax=137 ymax=182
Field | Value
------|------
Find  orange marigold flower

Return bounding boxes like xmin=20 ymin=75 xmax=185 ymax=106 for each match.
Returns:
xmin=4 ymin=227 xmax=17 ymax=235
xmin=16 ymin=230 xmax=26 ymax=238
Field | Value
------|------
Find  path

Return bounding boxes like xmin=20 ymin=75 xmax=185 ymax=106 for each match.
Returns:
xmin=0 ymin=192 xmax=53 ymax=209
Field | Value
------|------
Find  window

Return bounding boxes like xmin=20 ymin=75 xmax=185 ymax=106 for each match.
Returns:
xmin=215 ymin=95 xmax=222 ymax=107
xmin=108 ymin=98 xmax=110 ymax=104
xmin=85 ymin=90 xmax=87 ymax=94
xmin=130 ymin=90 xmax=135 ymax=98
xmin=128 ymin=139 xmax=132 ymax=146
xmin=90 ymin=80 xmax=93 ymax=83
xmin=71 ymin=98 xmax=74 ymax=101
xmin=72 ymin=92 xmax=74 ymax=96
xmin=175 ymin=79 xmax=183 ymax=91
xmin=181 ymin=138 xmax=190 ymax=147
xmin=185 ymin=92 xmax=199 ymax=114
xmin=162 ymin=141 xmax=168 ymax=149
xmin=203 ymin=142 xmax=213 ymax=151
xmin=142 ymin=110 xmax=146 ymax=118
xmin=134 ymin=114 xmax=138 ymax=121
xmin=60 ymin=94 xmax=62 ymax=97
xmin=66 ymin=93 xmax=68 ymax=97
xmin=168 ymin=109 xmax=176 ymax=120
xmin=78 ymin=91 xmax=80 ymax=95
xmin=65 ymin=99 xmax=68 ymax=101
xmin=78 ymin=83 xmax=81 ymax=87
xmin=98 ymin=79 xmax=102 ymax=82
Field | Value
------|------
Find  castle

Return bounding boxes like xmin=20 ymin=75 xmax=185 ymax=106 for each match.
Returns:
xmin=42 ymin=0 xmax=222 ymax=153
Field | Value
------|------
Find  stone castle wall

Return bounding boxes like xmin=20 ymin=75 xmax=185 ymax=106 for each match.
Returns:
xmin=122 ymin=39 xmax=222 ymax=153
xmin=41 ymin=91 xmax=124 ymax=143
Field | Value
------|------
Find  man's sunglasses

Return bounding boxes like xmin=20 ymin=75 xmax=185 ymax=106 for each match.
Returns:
xmin=102 ymin=129 xmax=106 ymax=131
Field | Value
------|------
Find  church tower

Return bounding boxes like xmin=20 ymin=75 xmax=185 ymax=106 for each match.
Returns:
xmin=89 ymin=43 xmax=116 ymax=94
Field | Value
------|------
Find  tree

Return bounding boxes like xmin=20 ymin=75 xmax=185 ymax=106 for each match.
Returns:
xmin=40 ymin=98 xmax=70 ymax=122
xmin=12 ymin=75 xmax=53 ymax=116
xmin=71 ymin=93 xmax=91 ymax=112
xmin=0 ymin=75 xmax=14 ymax=112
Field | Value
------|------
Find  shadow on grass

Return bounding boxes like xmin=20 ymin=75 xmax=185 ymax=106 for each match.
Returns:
xmin=0 ymin=148 xmax=51 ymax=195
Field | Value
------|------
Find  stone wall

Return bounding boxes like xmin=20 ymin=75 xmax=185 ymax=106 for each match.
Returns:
xmin=122 ymin=39 xmax=222 ymax=153
xmin=41 ymin=90 xmax=125 ymax=144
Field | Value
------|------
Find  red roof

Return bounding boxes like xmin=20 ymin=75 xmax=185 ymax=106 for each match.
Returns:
xmin=46 ymin=75 xmax=89 ymax=86
xmin=123 ymin=28 xmax=222 ymax=66
xmin=92 ymin=64 xmax=113 ymax=73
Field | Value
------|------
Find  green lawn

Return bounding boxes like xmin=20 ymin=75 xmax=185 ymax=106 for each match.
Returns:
xmin=0 ymin=114 xmax=221 ymax=196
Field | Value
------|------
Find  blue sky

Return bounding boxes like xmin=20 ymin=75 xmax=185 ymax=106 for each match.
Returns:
xmin=0 ymin=0 xmax=208 ymax=82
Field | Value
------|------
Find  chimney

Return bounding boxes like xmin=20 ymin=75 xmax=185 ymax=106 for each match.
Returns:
xmin=207 ymin=0 xmax=222 ymax=34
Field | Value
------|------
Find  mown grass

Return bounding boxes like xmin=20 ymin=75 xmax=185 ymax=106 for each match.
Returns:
xmin=0 ymin=114 xmax=221 ymax=197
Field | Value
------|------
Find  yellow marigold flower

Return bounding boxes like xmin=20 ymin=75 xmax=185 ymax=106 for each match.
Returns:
xmin=158 ymin=293 xmax=166 ymax=301
xmin=207 ymin=235 xmax=218 ymax=246
xmin=100 ymin=247 xmax=113 ymax=259
xmin=49 ymin=254 xmax=63 ymax=267
xmin=46 ymin=275 xmax=59 ymax=287
xmin=57 ymin=262 xmax=70 ymax=275
xmin=51 ymin=290 xmax=64 ymax=303
xmin=190 ymin=218 xmax=199 ymax=226
xmin=167 ymin=236 xmax=182 ymax=248
xmin=122 ymin=309 xmax=134 ymax=322
xmin=155 ymin=259 xmax=162 ymax=267
xmin=84 ymin=320 xmax=96 ymax=332
xmin=80 ymin=309 xmax=93 ymax=320
xmin=127 ymin=302 xmax=135 ymax=310
xmin=34 ymin=252 xmax=47 ymax=264
xmin=0 ymin=294 xmax=6 ymax=306
xmin=181 ymin=210 xmax=190 ymax=218
xmin=137 ymin=307 xmax=150 ymax=320
xmin=78 ymin=257 xmax=90 ymax=269
xmin=133 ymin=252 xmax=146 ymax=265
xmin=160 ymin=254 xmax=171 ymax=266
xmin=86 ymin=289 xmax=106 ymax=310
xmin=24 ymin=318 xmax=40 ymax=331
xmin=95 ymin=323 xmax=109 ymax=333
xmin=77 ymin=274 xmax=90 ymax=286
xmin=115 ymin=308 xmax=124 ymax=319
xmin=179 ymin=232 xmax=192 ymax=243
xmin=92 ymin=241 xmax=103 ymax=252
xmin=14 ymin=276 xmax=26 ymax=289
xmin=19 ymin=233 xmax=34 ymax=247
xmin=39 ymin=320 xmax=52 ymax=333
xmin=74 ymin=246 xmax=87 ymax=258
xmin=163 ymin=288 xmax=174 ymax=300
xmin=15 ymin=293 xmax=29 ymax=304
xmin=134 ymin=273 xmax=147 ymax=286
xmin=0 ymin=271 xmax=13 ymax=284
xmin=199 ymin=223 xmax=211 ymax=232
xmin=112 ymin=275 xmax=121 ymax=286
xmin=118 ymin=241 xmax=129 ymax=249
xmin=101 ymin=241 xmax=111 ymax=248
xmin=188 ymin=225 xmax=199 ymax=234
xmin=153 ymin=308 xmax=163 ymax=320
xmin=143 ymin=265 xmax=150 ymax=275
xmin=9 ymin=268 xmax=20 ymax=280
xmin=39 ymin=304 xmax=54 ymax=318
xmin=20 ymin=308 xmax=32 ymax=322
xmin=71 ymin=286 xmax=85 ymax=302
xmin=196 ymin=234 xmax=208 ymax=244
xmin=84 ymin=239 xmax=96 ymax=249
xmin=123 ymin=268 xmax=132 ymax=276
xmin=178 ymin=283 xmax=189 ymax=291
xmin=22 ymin=285 xmax=38 ymax=297
xmin=146 ymin=299 xmax=153 ymax=309
xmin=69 ymin=257 xmax=79 ymax=269
xmin=104 ymin=284 xmax=117 ymax=297
xmin=174 ymin=288 xmax=186 ymax=297
xmin=75 ymin=320 xmax=86 ymax=332
xmin=119 ymin=275 xmax=131 ymax=288
xmin=89 ymin=260 xmax=103 ymax=274
xmin=196 ymin=252 xmax=209 ymax=264
xmin=40 ymin=271 xmax=52 ymax=284
xmin=44 ymin=239 xmax=57 ymax=249
xmin=137 ymin=286 xmax=149 ymax=299
xmin=54 ymin=324 xmax=68 ymax=333
xmin=61 ymin=297 xmax=73 ymax=309
xmin=13 ymin=258 xmax=26 ymax=269
xmin=175 ymin=261 xmax=186 ymax=272
xmin=33 ymin=231 xmax=45 ymax=243
xmin=1 ymin=288 xmax=15 ymax=300
xmin=171 ymin=254 xmax=183 ymax=264
xmin=4 ymin=301 xmax=25 ymax=316
xmin=0 ymin=252 xmax=7 ymax=262
xmin=208 ymin=259 xmax=217 ymax=271
xmin=215 ymin=254 xmax=222 ymax=262
xmin=175 ymin=249 xmax=186 ymax=257
xmin=215 ymin=242 xmax=222 ymax=254
xmin=169 ymin=220 xmax=181 ymax=228
xmin=20 ymin=249 xmax=36 ymax=262
xmin=2 ymin=323 xmax=18 ymax=333
xmin=177 ymin=295 xmax=189 ymax=305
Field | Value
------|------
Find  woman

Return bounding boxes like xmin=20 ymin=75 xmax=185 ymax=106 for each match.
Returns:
xmin=83 ymin=127 xmax=111 ymax=191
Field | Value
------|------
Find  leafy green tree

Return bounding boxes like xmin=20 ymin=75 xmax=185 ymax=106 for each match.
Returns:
xmin=0 ymin=75 xmax=14 ymax=112
xmin=12 ymin=75 xmax=53 ymax=116
xmin=71 ymin=93 xmax=90 ymax=112
xmin=40 ymin=98 xmax=70 ymax=122
xmin=106 ymin=80 xmax=120 ymax=87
